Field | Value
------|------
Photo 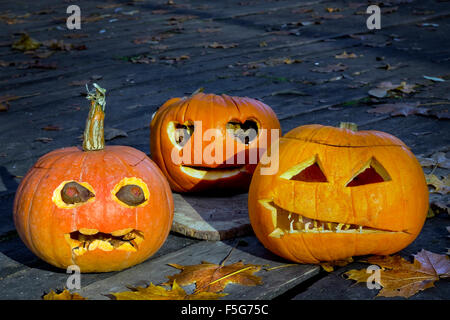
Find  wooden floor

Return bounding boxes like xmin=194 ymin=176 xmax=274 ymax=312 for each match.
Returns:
xmin=0 ymin=0 xmax=449 ymax=299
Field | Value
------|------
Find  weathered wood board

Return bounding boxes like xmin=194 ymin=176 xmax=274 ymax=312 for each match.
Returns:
xmin=171 ymin=192 xmax=252 ymax=241
xmin=78 ymin=236 xmax=320 ymax=300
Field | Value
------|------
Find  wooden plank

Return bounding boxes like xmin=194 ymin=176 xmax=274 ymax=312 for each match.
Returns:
xmin=172 ymin=192 xmax=251 ymax=240
xmin=78 ymin=236 xmax=320 ymax=300
xmin=0 ymin=233 xmax=199 ymax=299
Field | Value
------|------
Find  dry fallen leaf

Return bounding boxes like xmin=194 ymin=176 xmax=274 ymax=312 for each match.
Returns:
xmin=12 ymin=33 xmax=41 ymax=51
xmin=335 ymin=51 xmax=357 ymax=59
xmin=368 ymin=81 xmax=417 ymax=98
xmin=345 ymin=250 xmax=450 ymax=298
xmin=111 ymin=280 xmax=226 ymax=300
xmin=320 ymin=257 xmax=354 ymax=272
xmin=418 ymin=152 xmax=450 ymax=170
xmin=164 ymin=260 xmax=262 ymax=293
xmin=43 ymin=289 xmax=85 ymax=300
xmin=425 ymin=174 xmax=450 ymax=195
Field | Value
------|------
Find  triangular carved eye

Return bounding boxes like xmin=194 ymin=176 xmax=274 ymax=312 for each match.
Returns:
xmin=346 ymin=157 xmax=391 ymax=187
xmin=280 ymin=155 xmax=328 ymax=182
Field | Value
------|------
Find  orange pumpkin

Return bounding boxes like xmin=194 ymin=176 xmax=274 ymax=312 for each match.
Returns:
xmin=150 ymin=91 xmax=281 ymax=193
xmin=248 ymin=123 xmax=429 ymax=263
xmin=13 ymin=84 xmax=174 ymax=272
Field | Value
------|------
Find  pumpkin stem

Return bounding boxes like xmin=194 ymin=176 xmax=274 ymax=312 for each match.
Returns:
xmin=339 ymin=122 xmax=358 ymax=132
xmin=83 ymin=83 xmax=106 ymax=151
xmin=191 ymin=87 xmax=204 ymax=96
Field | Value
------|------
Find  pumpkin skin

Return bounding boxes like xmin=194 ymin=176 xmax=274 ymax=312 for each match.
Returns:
xmin=248 ymin=124 xmax=429 ymax=263
xmin=150 ymin=92 xmax=281 ymax=193
xmin=13 ymin=85 xmax=174 ymax=273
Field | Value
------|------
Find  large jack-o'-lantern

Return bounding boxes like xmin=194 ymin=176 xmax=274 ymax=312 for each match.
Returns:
xmin=150 ymin=91 xmax=281 ymax=193
xmin=248 ymin=123 xmax=429 ymax=263
xmin=13 ymin=84 xmax=174 ymax=272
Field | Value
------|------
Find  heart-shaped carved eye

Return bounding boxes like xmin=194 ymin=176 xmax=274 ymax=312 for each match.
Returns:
xmin=115 ymin=184 xmax=146 ymax=206
xmin=61 ymin=181 xmax=95 ymax=204
xmin=168 ymin=122 xmax=194 ymax=147
xmin=226 ymin=120 xmax=259 ymax=144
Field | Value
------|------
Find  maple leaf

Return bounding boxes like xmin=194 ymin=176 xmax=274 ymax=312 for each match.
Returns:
xmin=43 ymin=289 xmax=85 ymax=300
xmin=111 ymin=280 xmax=226 ymax=300
xmin=344 ymin=250 xmax=450 ymax=298
xmin=164 ymin=260 xmax=262 ymax=293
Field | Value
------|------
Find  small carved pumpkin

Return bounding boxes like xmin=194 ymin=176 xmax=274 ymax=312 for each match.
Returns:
xmin=13 ymin=84 xmax=174 ymax=272
xmin=150 ymin=91 xmax=281 ymax=193
xmin=248 ymin=123 xmax=429 ymax=263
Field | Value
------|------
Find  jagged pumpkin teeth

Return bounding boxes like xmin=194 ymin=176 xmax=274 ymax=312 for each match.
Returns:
xmin=88 ymin=240 xmax=99 ymax=251
xmin=111 ymin=228 xmax=134 ymax=237
xmin=359 ymin=226 xmax=363 ymax=233
xmin=98 ymin=241 xmax=114 ymax=251
xmin=336 ymin=223 xmax=344 ymax=231
xmin=79 ymin=228 xmax=99 ymax=235
xmin=73 ymin=247 xmax=87 ymax=256
xmin=298 ymin=216 xmax=303 ymax=223
xmin=117 ymin=242 xmax=136 ymax=252
xmin=343 ymin=224 xmax=351 ymax=230
xmin=304 ymin=222 xmax=311 ymax=231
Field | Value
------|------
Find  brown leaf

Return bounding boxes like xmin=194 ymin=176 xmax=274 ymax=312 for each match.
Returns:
xmin=418 ymin=152 xmax=450 ymax=169
xmin=311 ymin=63 xmax=348 ymax=73
xmin=43 ymin=289 xmax=85 ymax=300
xmin=111 ymin=280 xmax=226 ymax=300
xmin=345 ymin=250 xmax=450 ymax=298
xmin=164 ymin=261 xmax=262 ymax=293
xmin=367 ymin=102 xmax=429 ymax=117
xmin=320 ymin=257 xmax=354 ymax=272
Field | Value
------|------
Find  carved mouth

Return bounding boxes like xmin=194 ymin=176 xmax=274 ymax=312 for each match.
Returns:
xmin=64 ymin=228 xmax=144 ymax=256
xmin=180 ymin=165 xmax=246 ymax=180
xmin=259 ymin=200 xmax=403 ymax=238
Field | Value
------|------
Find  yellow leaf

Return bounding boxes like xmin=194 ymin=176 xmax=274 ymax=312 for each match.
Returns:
xmin=111 ymin=280 xmax=226 ymax=300
xmin=335 ymin=51 xmax=358 ymax=59
xmin=164 ymin=261 xmax=262 ymax=293
xmin=12 ymin=33 xmax=41 ymax=51
xmin=43 ymin=289 xmax=86 ymax=300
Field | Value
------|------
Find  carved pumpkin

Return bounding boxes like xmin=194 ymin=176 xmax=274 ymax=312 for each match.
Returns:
xmin=248 ymin=123 xmax=429 ymax=263
xmin=13 ymin=84 xmax=174 ymax=272
xmin=150 ymin=91 xmax=281 ymax=193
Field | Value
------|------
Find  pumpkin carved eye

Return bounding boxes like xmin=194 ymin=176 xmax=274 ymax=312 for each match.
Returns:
xmin=52 ymin=180 xmax=96 ymax=209
xmin=346 ymin=157 xmax=391 ymax=187
xmin=111 ymin=177 xmax=150 ymax=208
xmin=115 ymin=185 xmax=146 ymax=206
xmin=61 ymin=181 xmax=95 ymax=204
xmin=167 ymin=122 xmax=194 ymax=148
xmin=280 ymin=155 xmax=328 ymax=182
xmin=226 ymin=120 xmax=259 ymax=145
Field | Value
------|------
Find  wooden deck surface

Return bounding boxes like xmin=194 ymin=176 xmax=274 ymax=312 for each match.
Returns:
xmin=0 ymin=0 xmax=449 ymax=300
